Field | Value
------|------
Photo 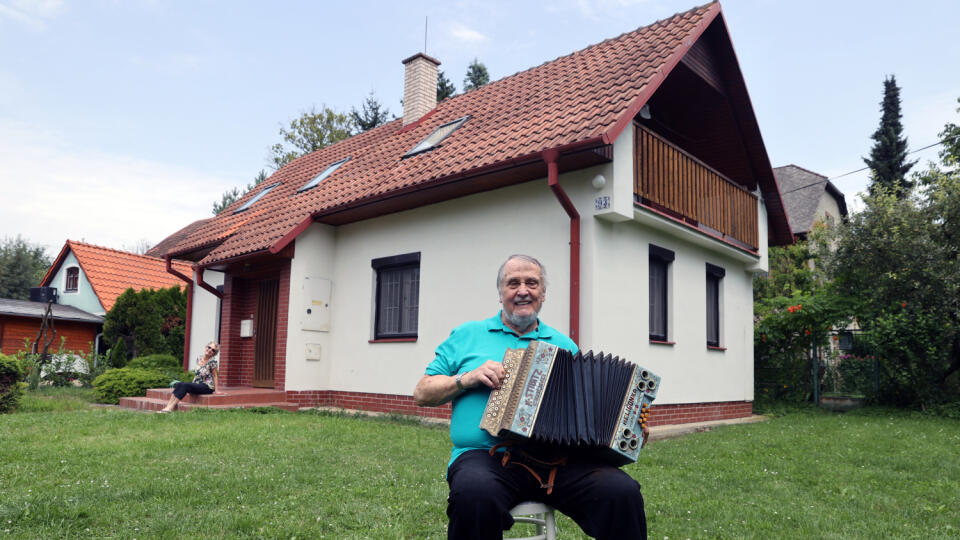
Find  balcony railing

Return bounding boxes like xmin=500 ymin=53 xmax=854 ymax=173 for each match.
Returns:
xmin=634 ymin=124 xmax=759 ymax=251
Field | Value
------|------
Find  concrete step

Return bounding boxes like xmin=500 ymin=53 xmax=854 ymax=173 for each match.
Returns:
xmin=119 ymin=387 xmax=299 ymax=413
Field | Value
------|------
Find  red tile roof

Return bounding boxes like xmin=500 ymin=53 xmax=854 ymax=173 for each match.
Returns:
xmin=145 ymin=218 xmax=212 ymax=258
xmin=41 ymin=241 xmax=194 ymax=312
xmin=167 ymin=2 xmax=786 ymax=265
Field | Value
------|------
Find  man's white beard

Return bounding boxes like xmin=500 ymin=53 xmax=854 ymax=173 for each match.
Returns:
xmin=503 ymin=308 xmax=538 ymax=331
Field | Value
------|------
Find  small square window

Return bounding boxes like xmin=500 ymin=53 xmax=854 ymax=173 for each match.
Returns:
xmin=65 ymin=267 xmax=79 ymax=293
xmin=298 ymin=157 xmax=350 ymax=193
xmin=403 ymin=116 xmax=470 ymax=158
xmin=234 ymin=183 xmax=280 ymax=214
xmin=372 ymin=253 xmax=420 ymax=339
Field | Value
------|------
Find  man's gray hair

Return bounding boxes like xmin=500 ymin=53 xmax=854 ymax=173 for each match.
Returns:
xmin=496 ymin=254 xmax=547 ymax=291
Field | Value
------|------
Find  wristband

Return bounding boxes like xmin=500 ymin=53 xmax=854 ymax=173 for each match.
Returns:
xmin=455 ymin=373 xmax=465 ymax=391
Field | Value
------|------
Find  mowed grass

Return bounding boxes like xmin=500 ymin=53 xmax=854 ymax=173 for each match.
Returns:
xmin=0 ymin=393 xmax=957 ymax=539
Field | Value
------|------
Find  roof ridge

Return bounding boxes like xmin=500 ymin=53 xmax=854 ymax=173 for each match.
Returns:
xmin=773 ymin=164 xmax=828 ymax=180
xmin=68 ymin=239 xmax=190 ymax=265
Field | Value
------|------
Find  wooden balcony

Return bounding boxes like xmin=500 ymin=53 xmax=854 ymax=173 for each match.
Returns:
xmin=634 ymin=124 xmax=759 ymax=251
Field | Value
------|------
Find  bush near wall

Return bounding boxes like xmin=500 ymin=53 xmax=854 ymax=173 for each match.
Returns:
xmin=92 ymin=368 xmax=170 ymax=405
xmin=0 ymin=354 xmax=25 ymax=413
xmin=127 ymin=354 xmax=190 ymax=381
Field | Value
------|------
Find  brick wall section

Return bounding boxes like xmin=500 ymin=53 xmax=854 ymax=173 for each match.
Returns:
xmin=218 ymin=259 xmax=290 ymax=389
xmin=0 ymin=316 xmax=99 ymax=355
xmin=284 ymin=389 xmax=751 ymax=425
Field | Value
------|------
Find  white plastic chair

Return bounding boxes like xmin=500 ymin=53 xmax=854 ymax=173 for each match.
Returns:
xmin=508 ymin=501 xmax=557 ymax=540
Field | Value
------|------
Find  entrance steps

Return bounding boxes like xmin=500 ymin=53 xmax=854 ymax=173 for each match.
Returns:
xmin=119 ymin=387 xmax=299 ymax=412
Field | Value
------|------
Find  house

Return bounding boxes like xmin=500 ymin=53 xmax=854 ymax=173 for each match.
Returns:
xmin=40 ymin=240 xmax=195 ymax=317
xmin=0 ymin=298 xmax=103 ymax=356
xmin=773 ymin=165 xmax=848 ymax=239
xmin=152 ymin=2 xmax=793 ymax=424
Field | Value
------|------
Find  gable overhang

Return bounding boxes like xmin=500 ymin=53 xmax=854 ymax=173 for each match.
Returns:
xmin=39 ymin=241 xmax=73 ymax=287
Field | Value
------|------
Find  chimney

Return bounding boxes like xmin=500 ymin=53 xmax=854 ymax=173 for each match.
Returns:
xmin=401 ymin=53 xmax=440 ymax=125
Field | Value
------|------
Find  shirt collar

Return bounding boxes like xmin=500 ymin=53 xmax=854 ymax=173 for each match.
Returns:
xmin=487 ymin=311 xmax=554 ymax=339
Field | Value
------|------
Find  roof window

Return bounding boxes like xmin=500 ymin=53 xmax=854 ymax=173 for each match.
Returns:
xmin=403 ymin=116 xmax=470 ymax=158
xmin=298 ymin=157 xmax=350 ymax=193
xmin=234 ymin=182 xmax=280 ymax=214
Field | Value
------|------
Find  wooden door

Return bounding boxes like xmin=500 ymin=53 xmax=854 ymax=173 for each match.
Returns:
xmin=253 ymin=279 xmax=279 ymax=388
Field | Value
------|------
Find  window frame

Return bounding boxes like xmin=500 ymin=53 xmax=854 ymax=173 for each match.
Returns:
xmin=371 ymin=252 xmax=421 ymax=340
xmin=64 ymin=266 xmax=80 ymax=293
xmin=649 ymin=244 xmax=674 ymax=342
xmin=706 ymin=263 xmax=725 ymax=348
xmin=298 ymin=157 xmax=350 ymax=193
xmin=234 ymin=182 xmax=280 ymax=214
xmin=403 ymin=116 xmax=470 ymax=158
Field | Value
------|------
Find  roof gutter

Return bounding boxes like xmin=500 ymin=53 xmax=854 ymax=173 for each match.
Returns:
xmin=542 ymin=149 xmax=580 ymax=346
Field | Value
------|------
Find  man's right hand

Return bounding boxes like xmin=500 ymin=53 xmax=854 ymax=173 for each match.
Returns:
xmin=464 ymin=360 xmax=506 ymax=390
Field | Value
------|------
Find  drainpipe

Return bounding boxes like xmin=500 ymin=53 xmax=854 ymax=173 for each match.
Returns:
xmin=165 ymin=256 xmax=195 ymax=371
xmin=542 ymin=149 xmax=580 ymax=345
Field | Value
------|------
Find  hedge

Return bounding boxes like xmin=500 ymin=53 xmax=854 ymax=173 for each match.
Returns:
xmin=126 ymin=354 xmax=188 ymax=380
xmin=92 ymin=368 xmax=171 ymax=405
xmin=0 ymin=354 xmax=25 ymax=413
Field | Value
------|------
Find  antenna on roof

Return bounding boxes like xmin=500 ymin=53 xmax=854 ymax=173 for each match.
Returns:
xmin=424 ymin=16 xmax=428 ymax=53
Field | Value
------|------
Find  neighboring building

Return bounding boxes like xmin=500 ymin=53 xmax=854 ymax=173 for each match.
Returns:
xmin=773 ymin=165 xmax=848 ymax=239
xmin=0 ymin=298 xmax=103 ymax=355
xmin=158 ymin=2 xmax=793 ymax=425
xmin=39 ymin=240 xmax=194 ymax=316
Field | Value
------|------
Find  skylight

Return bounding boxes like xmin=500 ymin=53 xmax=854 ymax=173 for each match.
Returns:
xmin=404 ymin=116 xmax=470 ymax=158
xmin=298 ymin=157 xmax=350 ymax=193
xmin=234 ymin=182 xmax=280 ymax=214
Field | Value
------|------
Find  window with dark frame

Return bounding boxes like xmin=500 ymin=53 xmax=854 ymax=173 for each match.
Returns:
xmin=706 ymin=263 xmax=725 ymax=347
xmin=649 ymin=245 xmax=674 ymax=341
xmin=298 ymin=157 xmax=350 ymax=193
xmin=372 ymin=252 xmax=420 ymax=339
xmin=65 ymin=267 xmax=79 ymax=293
xmin=234 ymin=182 xmax=280 ymax=214
xmin=403 ymin=116 xmax=470 ymax=158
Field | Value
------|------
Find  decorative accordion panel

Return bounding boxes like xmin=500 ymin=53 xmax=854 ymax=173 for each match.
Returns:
xmin=480 ymin=340 xmax=661 ymax=466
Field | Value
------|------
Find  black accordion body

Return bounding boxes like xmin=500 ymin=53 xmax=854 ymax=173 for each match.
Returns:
xmin=480 ymin=340 xmax=661 ymax=466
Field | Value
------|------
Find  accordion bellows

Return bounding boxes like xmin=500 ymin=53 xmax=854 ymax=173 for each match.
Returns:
xmin=481 ymin=340 xmax=661 ymax=466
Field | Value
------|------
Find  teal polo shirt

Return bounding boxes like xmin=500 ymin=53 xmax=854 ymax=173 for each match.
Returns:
xmin=425 ymin=311 xmax=578 ymax=468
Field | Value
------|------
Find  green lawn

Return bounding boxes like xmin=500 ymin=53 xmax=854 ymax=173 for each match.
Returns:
xmin=1 ymin=391 xmax=957 ymax=539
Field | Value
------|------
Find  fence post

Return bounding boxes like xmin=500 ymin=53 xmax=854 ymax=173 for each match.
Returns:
xmin=811 ymin=345 xmax=820 ymax=405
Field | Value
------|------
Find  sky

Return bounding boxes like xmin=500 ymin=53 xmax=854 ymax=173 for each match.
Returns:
xmin=1 ymin=0 xmax=958 ymax=257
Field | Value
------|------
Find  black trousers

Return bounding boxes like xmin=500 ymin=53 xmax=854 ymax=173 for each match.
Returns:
xmin=446 ymin=449 xmax=646 ymax=540
xmin=172 ymin=382 xmax=213 ymax=400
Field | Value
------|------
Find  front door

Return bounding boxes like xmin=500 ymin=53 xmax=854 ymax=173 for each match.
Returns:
xmin=253 ymin=279 xmax=279 ymax=388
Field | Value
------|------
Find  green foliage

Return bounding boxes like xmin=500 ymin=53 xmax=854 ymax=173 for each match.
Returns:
xmin=863 ymin=75 xmax=915 ymax=198
xmin=212 ymin=169 xmax=268 ymax=215
xmin=103 ymin=286 xmax=187 ymax=363
xmin=0 ymin=353 xmax=25 ymax=413
xmin=823 ymin=353 xmax=877 ymax=399
xmin=463 ymin=58 xmax=490 ymax=91
xmin=17 ymin=386 xmax=95 ymax=413
xmin=107 ymin=337 xmax=128 ymax=368
xmin=0 ymin=235 xmax=51 ymax=300
xmin=91 ymin=368 xmax=171 ymax=404
xmin=437 ymin=69 xmax=456 ymax=101
xmin=269 ymin=105 xmax=354 ymax=170
xmin=350 ymin=91 xmax=391 ymax=132
xmin=127 ymin=354 xmax=189 ymax=381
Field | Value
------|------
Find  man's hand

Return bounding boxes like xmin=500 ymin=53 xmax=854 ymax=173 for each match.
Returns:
xmin=464 ymin=360 xmax=506 ymax=390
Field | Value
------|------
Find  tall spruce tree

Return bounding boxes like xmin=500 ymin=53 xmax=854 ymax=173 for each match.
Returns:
xmin=863 ymin=75 xmax=916 ymax=198
xmin=463 ymin=59 xmax=490 ymax=91
xmin=351 ymin=91 xmax=392 ymax=132
xmin=437 ymin=70 xmax=456 ymax=101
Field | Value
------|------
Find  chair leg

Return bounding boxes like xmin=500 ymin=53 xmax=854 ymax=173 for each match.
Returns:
xmin=544 ymin=510 xmax=556 ymax=540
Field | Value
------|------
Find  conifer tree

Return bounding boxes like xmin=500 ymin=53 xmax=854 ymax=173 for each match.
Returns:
xmin=351 ymin=91 xmax=392 ymax=132
xmin=437 ymin=70 xmax=456 ymax=101
xmin=463 ymin=59 xmax=490 ymax=91
xmin=863 ymin=75 xmax=915 ymax=198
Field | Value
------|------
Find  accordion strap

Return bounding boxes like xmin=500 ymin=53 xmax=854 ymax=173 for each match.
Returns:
xmin=489 ymin=442 xmax=567 ymax=495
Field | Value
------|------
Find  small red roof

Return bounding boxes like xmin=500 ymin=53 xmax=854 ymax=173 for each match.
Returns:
xmin=40 ymin=241 xmax=194 ymax=312
xmin=167 ymin=2 xmax=789 ymax=265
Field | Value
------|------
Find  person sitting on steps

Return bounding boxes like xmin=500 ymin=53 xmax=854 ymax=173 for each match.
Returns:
xmin=158 ymin=341 xmax=221 ymax=413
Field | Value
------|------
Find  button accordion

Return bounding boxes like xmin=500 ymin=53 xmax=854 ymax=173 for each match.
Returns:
xmin=480 ymin=340 xmax=661 ymax=465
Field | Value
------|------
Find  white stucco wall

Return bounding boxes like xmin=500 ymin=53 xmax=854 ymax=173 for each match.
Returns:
xmin=51 ymin=252 xmax=104 ymax=315
xmin=188 ymin=270 xmax=224 ymax=369
xmin=813 ymin=192 xmax=843 ymax=229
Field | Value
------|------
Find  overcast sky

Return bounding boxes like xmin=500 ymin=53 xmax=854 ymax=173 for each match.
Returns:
xmin=1 ymin=0 xmax=958 ymax=256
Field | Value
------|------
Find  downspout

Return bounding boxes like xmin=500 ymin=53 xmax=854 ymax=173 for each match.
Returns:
xmin=542 ymin=149 xmax=580 ymax=346
xmin=166 ymin=256 xmax=195 ymax=371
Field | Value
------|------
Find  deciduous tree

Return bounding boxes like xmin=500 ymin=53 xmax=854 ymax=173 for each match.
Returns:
xmin=0 ymin=236 xmax=50 ymax=300
xmin=269 ymin=106 xmax=354 ymax=170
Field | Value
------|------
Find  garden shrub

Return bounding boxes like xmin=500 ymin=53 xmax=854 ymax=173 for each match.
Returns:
xmin=0 ymin=354 xmax=25 ymax=413
xmin=127 ymin=354 xmax=185 ymax=379
xmin=92 ymin=368 xmax=170 ymax=405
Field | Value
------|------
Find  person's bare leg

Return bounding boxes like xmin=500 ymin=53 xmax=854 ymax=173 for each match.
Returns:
xmin=159 ymin=394 xmax=179 ymax=413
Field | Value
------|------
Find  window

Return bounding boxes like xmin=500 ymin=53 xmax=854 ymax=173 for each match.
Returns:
xmin=649 ymin=245 xmax=674 ymax=341
xmin=372 ymin=252 xmax=420 ymax=339
xmin=298 ymin=157 xmax=350 ymax=192
xmin=65 ymin=267 xmax=79 ymax=293
xmin=403 ymin=116 xmax=470 ymax=158
xmin=706 ymin=263 xmax=725 ymax=347
xmin=234 ymin=182 xmax=280 ymax=214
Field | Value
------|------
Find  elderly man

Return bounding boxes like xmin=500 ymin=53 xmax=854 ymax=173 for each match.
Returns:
xmin=414 ymin=254 xmax=647 ymax=540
